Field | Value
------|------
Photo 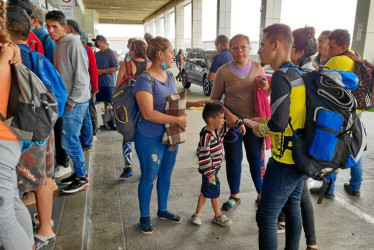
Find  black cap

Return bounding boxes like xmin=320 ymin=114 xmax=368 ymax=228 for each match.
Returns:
xmin=67 ymin=19 xmax=81 ymax=35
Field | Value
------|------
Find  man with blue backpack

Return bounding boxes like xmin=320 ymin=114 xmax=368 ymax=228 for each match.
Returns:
xmin=246 ymin=23 xmax=307 ymax=250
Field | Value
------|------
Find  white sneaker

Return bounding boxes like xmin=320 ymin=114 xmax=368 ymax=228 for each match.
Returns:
xmin=54 ymin=165 xmax=72 ymax=179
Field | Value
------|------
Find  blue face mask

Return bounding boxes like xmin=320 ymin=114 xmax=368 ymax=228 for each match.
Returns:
xmin=161 ymin=61 xmax=168 ymax=71
xmin=30 ymin=26 xmax=35 ymax=31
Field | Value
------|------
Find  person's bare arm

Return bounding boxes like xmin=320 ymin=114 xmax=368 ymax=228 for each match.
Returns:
xmin=208 ymin=72 xmax=216 ymax=82
xmin=98 ymin=67 xmax=117 ymax=75
xmin=115 ymin=62 xmax=127 ymax=89
xmin=136 ymin=91 xmax=186 ymax=130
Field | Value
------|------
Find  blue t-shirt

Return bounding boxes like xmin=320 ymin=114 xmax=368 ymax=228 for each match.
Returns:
xmin=95 ymin=48 xmax=119 ymax=87
xmin=210 ymin=48 xmax=233 ymax=73
xmin=33 ymin=27 xmax=55 ymax=63
xmin=134 ymin=73 xmax=177 ymax=138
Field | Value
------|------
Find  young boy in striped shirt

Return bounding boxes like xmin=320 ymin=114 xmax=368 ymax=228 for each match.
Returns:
xmin=191 ymin=103 xmax=233 ymax=227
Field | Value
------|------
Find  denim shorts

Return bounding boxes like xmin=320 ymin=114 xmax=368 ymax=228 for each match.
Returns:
xmin=201 ymin=172 xmax=220 ymax=198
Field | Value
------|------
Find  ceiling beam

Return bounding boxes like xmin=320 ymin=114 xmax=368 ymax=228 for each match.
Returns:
xmin=99 ymin=18 xmax=144 ymax=24
xmin=143 ymin=0 xmax=187 ymax=23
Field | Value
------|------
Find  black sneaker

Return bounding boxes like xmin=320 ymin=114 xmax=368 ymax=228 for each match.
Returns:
xmin=119 ymin=167 xmax=133 ymax=179
xmin=82 ymin=145 xmax=92 ymax=152
xmin=344 ymin=183 xmax=360 ymax=196
xmin=60 ymin=173 xmax=77 ymax=185
xmin=310 ymin=187 xmax=335 ymax=199
xmin=62 ymin=176 xmax=90 ymax=194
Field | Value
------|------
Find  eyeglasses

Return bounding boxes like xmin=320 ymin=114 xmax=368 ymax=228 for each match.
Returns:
xmin=231 ymin=45 xmax=250 ymax=52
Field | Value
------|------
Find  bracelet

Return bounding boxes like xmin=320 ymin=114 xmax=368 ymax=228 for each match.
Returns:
xmin=236 ymin=119 xmax=244 ymax=127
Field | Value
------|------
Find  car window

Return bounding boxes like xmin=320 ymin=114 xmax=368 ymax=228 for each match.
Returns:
xmin=186 ymin=52 xmax=196 ymax=63
xmin=204 ymin=52 xmax=217 ymax=69
xmin=196 ymin=52 xmax=204 ymax=61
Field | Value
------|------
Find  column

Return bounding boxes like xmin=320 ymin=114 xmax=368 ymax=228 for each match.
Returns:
xmin=216 ymin=0 xmax=231 ymax=38
xmin=149 ymin=20 xmax=156 ymax=37
xmin=82 ymin=9 xmax=99 ymax=40
xmin=192 ymin=0 xmax=202 ymax=48
xmin=144 ymin=23 xmax=149 ymax=35
xmin=175 ymin=4 xmax=185 ymax=50
xmin=260 ymin=0 xmax=282 ymax=29
xmin=352 ymin=0 xmax=374 ymax=62
xmin=155 ymin=16 xmax=163 ymax=37
xmin=164 ymin=12 xmax=172 ymax=40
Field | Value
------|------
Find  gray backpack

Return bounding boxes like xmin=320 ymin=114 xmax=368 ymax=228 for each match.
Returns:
xmin=1 ymin=63 xmax=58 ymax=141
xmin=113 ymin=71 xmax=155 ymax=142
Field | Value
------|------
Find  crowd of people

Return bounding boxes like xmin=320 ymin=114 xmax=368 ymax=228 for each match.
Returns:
xmin=0 ymin=0 xmax=369 ymax=249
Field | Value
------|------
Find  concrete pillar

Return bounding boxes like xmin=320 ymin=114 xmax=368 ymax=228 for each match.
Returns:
xmin=81 ymin=9 xmax=99 ymax=41
xmin=164 ymin=12 xmax=172 ymax=40
xmin=192 ymin=0 xmax=203 ymax=48
xmin=149 ymin=20 xmax=156 ymax=37
xmin=352 ymin=0 xmax=374 ymax=62
xmin=155 ymin=17 xmax=163 ymax=37
xmin=144 ymin=24 xmax=149 ymax=35
xmin=260 ymin=0 xmax=282 ymax=29
xmin=217 ymin=0 xmax=231 ymax=38
xmin=175 ymin=4 xmax=185 ymax=50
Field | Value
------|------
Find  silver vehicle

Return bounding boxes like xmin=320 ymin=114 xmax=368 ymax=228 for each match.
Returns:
xmin=181 ymin=48 xmax=217 ymax=96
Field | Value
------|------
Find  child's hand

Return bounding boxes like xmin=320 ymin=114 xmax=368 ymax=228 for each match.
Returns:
xmin=238 ymin=124 xmax=246 ymax=135
xmin=208 ymin=175 xmax=216 ymax=183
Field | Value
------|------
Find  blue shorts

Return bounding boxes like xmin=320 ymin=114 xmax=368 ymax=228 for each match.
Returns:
xmin=96 ymin=86 xmax=114 ymax=103
xmin=201 ymin=172 xmax=220 ymax=198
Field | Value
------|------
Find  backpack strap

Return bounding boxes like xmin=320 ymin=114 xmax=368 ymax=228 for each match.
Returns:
xmin=125 ymin=60 xmax=133 ymax=75
xmin=141 ymin=71 xmax=155 ymax=90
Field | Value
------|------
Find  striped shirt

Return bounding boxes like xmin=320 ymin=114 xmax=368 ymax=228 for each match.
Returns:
xmin=197 ymin=123 xmax=228 ymax=177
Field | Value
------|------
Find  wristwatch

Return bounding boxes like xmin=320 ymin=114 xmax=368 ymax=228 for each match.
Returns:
xmin=236 ymin=119 xmax=244 ymax=127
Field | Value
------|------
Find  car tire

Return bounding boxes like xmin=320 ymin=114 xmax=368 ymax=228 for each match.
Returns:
xmin=182 ymin=71 xmax=191 ymax=88
xmin=203 ymin=77 xmax=212 ymax=96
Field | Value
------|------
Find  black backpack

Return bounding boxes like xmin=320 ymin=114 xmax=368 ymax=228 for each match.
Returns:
xmin=1 ymin=63 xmax=58 ymax=141
xmin=284 ymin=66 xmax=367 ymax=203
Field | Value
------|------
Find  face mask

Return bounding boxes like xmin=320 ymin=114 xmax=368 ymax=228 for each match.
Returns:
xmin=94 ymin=42 xmax=99 ymax=48
xmin=30 ymin=26 xmax=35 ymax=31
xmin=161 ymin=61 xmax=168 ymax=71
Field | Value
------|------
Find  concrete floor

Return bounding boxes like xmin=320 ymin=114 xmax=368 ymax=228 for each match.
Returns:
xmin=49 ymin=65 xmax=374 ymax=250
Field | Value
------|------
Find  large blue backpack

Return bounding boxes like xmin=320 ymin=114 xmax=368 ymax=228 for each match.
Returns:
xmin=20 ymin=46 xmax=67 ymax=118
xmin=284 ymin=66 xmax=367 ymax=203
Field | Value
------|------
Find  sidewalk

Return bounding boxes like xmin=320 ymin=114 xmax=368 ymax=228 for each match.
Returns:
xmin=35 ymin=66 xmax=374 ymax=250
xmin=85 ymin=75 xmax=374 ymax=249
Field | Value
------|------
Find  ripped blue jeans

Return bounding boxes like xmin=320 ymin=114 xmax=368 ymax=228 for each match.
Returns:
xmin=134 ymin=131 xmax=178 ymax=218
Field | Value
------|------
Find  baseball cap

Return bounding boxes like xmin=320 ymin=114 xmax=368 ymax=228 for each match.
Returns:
xmin=92 ymin=35 xmax=107 ymax=43
xmin=31 ymin=5 xmax=46 ymax=22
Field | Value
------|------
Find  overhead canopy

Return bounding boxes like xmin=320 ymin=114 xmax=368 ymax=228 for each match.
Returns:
xmin=83 ymin=0 xmax=186 ymax=24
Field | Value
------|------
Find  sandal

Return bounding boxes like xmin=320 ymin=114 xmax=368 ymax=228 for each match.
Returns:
xmin=212 ymin=215 xmax=232 ymax=227
xmin=222 ymin=197 xmax=241 ymax=211
xmin=32 ymin=213 xmax=54 ymax=227
xmin=157 ymin=210 xmax=182 ymax=224
xmin=140 ymin=217 xmax=153 ymax=235
xmin=34 ymin=233 xmax=56 ymax=250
